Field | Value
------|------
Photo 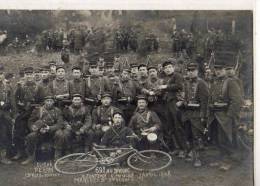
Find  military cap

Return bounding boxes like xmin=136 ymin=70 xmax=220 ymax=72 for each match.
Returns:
xmin=89 ymin=63 xmax=98 ymax=68
xmin=162 ymin=60 xmax=174 ymax=68
xmin=186 ymin=63 xmax=198 ymax=70
xmin=138 ymin=63 xmax=147 ymax=69
xmin=122 ymin=68 xmax=131 ymax=73
xmin=34 ymin=68 xmax=42 ymax=73
xmin=112 ymin=110 xmax=124 ymax=118
xmin=71 ymin=65 xmax=81 ymax=71
xmin=101 ymin=92 xmax=112 ymax=99
xmin=136 ymin=94 xmax=148 ymax=101
xmin=148 ymin=65 xmax=157 ymax=71
xmin=56 ymin=65 xmax=65 ymax=71
xmin=24 ymin=67 xmax=34 ymax=74
xmin=48 ymin=61 xmax=56 ymax=66
xmin=105 ymin=63 xmax=114 ymax=68
xmin=44 ymin=95 xmax=54 ymax=100
xmin=72 ymin=94 xmax=83 ymax=98
xmin=114 ymin=69 xmax=120 ymax=73
xmin=130 ymin=63 xmax=138 ymax=68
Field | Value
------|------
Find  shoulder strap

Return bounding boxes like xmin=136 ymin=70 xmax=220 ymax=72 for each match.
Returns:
xmin=39 ymin=107 xmax=43 ymax=120
xmin=146 ymin=111 xmax=151 ymax=123
xmin=97 ymin=106 xmax=101 ymax=118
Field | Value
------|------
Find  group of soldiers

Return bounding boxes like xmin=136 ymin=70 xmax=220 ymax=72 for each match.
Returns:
xmin=0 ymin=49 xmax=245 ymax=171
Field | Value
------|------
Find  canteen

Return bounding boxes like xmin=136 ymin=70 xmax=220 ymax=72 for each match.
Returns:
xmin=147 ymin=133 xmax=158 ymax=142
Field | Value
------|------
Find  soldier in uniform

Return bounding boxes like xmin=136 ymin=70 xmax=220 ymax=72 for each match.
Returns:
xmin=129 ymin=95 xmax=161 ymax=150
xmin=130 ymin=63 xmax=139 ymax=82
xmin=85 ymin=64 xmax=110 ymax=107
xmin=48 ymin=61 xmax=57 ymax=82
xmin=48 ymin=65 xmax=70 ymax=108
xmin=112 ymin=68 xmax=138 ymax=124
xmin=61 ymin=94 xmax=92 ymax=153
xmin=21 ymin=96 xmax=64 ymax=164
xmin=69 ymin=66 xmax=86 ymax=98
xmin=137 ymin=64 xmax=149 ymax=89
xmin=101 ymin=111 xmax=136 ymax=148
xmin=0 ymin=65 xmax=13 ymax=164
xmin=207 ymin=64 xmax=243 ymax=170
xmin=13 ymin=67 xmax=43 ymax=160
xmin=159 ymin=60 xmax=186 ymax=157
xmin=91 ymin=93 xmax=121 ymax=144
xmin=34 ymin=68 xmax=42 ymax=85
xmin=181 ymin=63 xmax=209 ymax=167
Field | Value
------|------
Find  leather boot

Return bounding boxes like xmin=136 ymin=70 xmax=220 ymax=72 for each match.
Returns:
xmin=12 ymin=150 xmax=23 ymax=160
xmin=0 ymin=150 xmax=12 ymax=165
xmin=21 ymin=155 xmax=34 ymax=165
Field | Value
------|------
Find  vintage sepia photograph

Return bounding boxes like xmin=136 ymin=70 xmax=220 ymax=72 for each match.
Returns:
xmin=0 ymin=9 xmax=254 ymax=186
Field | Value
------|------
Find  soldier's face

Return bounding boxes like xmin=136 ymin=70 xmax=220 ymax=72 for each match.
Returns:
xmin=89 ymin=67 xmax=98 ymax=75
xmin=0 ymin=73 xmax=4 ymax=81
xmin=121 ymin=71 xmax=130 ymax=79
xmin=41 ymin=71 xmax=49 ymax=80
xmin=187 ymin=69 xmax=198 ymax=78
xmin=34 ymin=73 xmax=42 ymax=81
xmin=45 ymin=99 xmax=54 ymax=108
xmin=137 ymin=99 xmax=148 ymax=110
xmin=215 ymin=68 xmax=226 ymax=78
xmin=25 ymin=73 xmax=34 ymax=82
xmin=139 ymin=67 xmax=148 ymax=77
xmin=101 ymin=97 xmax=112 ymax=106
xmin=112 ymin=114 xmax=123 ymax=127
xmin=72 ymin=97 xmax=82 ymax=107
xmin=131 ymin=67 xmax=138 ymax=74
xmin=72 ymin=69 xmax=81 ymax=79
xmin=50 ymin=65 xmax=56 ymax=73
xmin=56 ymin=68 xmax=66 ymax=79
xmin=148 ymin=69 xmax=158 ymax=78
xmin=164 ymin=64 xmax=174 ymax=75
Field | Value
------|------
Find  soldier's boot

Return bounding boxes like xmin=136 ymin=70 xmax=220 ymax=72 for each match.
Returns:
xmin=193 ymin=150 xmax=202 ymax=167
xmin=21 ymin=156 xmax=34 ymax=165
xmin=12 ymin=150 xmax=23 ymax=160
xmin=0 ymin=150 xmax=12 ymax=165
xmin=54 ymin=149 xmax=63 ymax=160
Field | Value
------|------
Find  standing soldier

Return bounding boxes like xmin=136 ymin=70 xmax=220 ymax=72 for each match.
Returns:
xmin=181 ymin=63 xmax=209 ymax=167
xmin=159 ymin=60 xmax=186 ymax=157
xmin=91 ymin=93 xmax=121 ymax=144
xmin=137 ymin=64 xmax=149 ymax=90
xmin=0 ymin=65 xmax=13 ymax=164
xmin=13 ymin=67 xmax=43 ymax=160
xmin=21 ymin=95 xmax=64 ymax=164
xmin=62 ymin=94 xmax=93 ymax=153
xmin=130 ymin=63 xmax=139 ymax=82
xmin=207 ymin=64 xmax=243 ymax=170
xmin=48 ymin=66 xmax=70 ymax=108
xmin=129 ymin=95 xmax=161 ymax=150
xmin=112 ymin=68 xmax=138 ymax=124
xmin=85 ymin=64 xmax=110 ymax=108
xmin=69 ymin=66 xmax=86 ymax=98
xmin=48 ymin=61 xmax=57 ymax=82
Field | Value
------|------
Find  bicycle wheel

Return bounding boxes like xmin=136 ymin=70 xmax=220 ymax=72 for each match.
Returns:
xmin=127 ymin=150 xmax=172 ymax=171
xmin=54 ymin=153 xmax=98 ymax=175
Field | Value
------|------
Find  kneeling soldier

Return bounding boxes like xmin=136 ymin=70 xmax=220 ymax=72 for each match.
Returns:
xmin=22 ymin=96 xmax=64 ymax=164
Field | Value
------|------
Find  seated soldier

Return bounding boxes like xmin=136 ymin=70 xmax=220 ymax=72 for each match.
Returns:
xmin=91 ymin=93 xmax=121 ymax=144
xmin=62 ymin=94 xmax=93 ymax=153
xmin=129 ymin=95 xmax=161 ymax=150
xmin=21 ymin=96 xmax=64 ymax=165
xmin=100 ymin=111 xmax=136 ymax=148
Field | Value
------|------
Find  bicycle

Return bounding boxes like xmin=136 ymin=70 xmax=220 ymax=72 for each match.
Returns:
xmin=54 ymin=141 xmax=172 ymax=175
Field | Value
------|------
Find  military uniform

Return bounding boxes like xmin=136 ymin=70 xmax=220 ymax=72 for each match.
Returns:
xmin=61 ymin=101 xmax=92 ymax=152
xmin=129 ymin=106 xmax=161 ymax=150
xmin=112 ymin=73 xmax=138 ymax=124
xmin=69 ymin=78 xmax=86 ymax=98
xmin=13 ymin=67 xmax=43 ymax=158
xmin=92 ymin=103 xmax=121 ymax=144
xmin=0 ymin=76 xmax=13 ymax=164
xmin=208 ymin=72 xmax=243 ymax=159
xmin=23 ymin=100 xmax=64 ymax=163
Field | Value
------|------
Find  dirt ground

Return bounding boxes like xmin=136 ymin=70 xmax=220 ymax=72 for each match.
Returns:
xmin=0 ymin=146 xmax=254 ymax=186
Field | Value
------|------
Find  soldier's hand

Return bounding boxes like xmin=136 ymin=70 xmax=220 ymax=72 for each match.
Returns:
xmin=96 ymin=124 xmax=101 ymax=129
xmin=149 ymin=91 xmax=155 ymax=96
xmin=79 ymin=127 xmax=85 ymax=134
xmin=158 ymin=85 xmax=167 ymax=90
xmin=31 ymin=125 xmax=38 ymax=132
xmin=66 ymin=124 xmax=72 ymax=130
xmin=40 ymin=128 xmax=47 ymax=134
